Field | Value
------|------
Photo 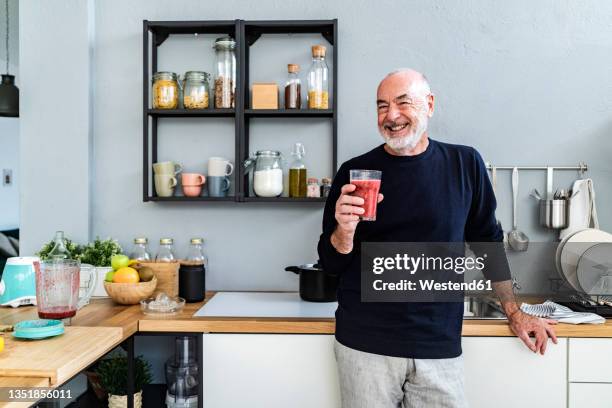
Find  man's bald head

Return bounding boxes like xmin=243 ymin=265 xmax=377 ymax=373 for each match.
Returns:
xmin=376 ymin=68 xmax=435 ymax=154
xmin=378 ymin=68 xmax=432 ymax=99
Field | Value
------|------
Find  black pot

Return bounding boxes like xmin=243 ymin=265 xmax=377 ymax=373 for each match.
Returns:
xmin=285 ymin=263 xmax=338 ymax=302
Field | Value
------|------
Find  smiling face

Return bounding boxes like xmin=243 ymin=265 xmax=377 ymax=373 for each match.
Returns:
xmin=377 ymin=70 xmax=435 ymax=153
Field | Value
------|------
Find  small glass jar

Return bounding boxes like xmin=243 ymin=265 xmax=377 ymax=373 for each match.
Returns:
xmin=152 ymin=72 xmax=179 ymax=109
xmin=307 ymin=178 xmax=320 ymax=198
xmin=131 ymin=237 xmax=151 ymax=261
xmin=155 ymin=238 xmax=176 ymax=262
xmin=285 ymin=64 xmax=301 ymax=109
xmin=244 ymin=150 xmax=284 ymax=198
xmin=183 ymin=71 xmax=210 ymax=109
xmin=320 ymin=177 xmax=332 ymax=198
xmin=213 ymin=37 xmax=236 ymax=109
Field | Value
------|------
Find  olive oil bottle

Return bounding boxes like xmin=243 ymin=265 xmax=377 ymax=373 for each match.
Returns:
xmin=289 ymin=142 xmax=307 ymax=198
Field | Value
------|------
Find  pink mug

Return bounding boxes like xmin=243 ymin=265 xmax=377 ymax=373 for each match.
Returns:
xmin=181 ymin=173 xmax=205 ymax=197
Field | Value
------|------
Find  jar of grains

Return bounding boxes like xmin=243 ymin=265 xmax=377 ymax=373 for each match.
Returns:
xmin=152 ymin=72 xmax=179 ymax=109
xmin=182 ymin=71 xmax=210 ymax=109
xmin=213 ymin=37 xmax=236 ymax=109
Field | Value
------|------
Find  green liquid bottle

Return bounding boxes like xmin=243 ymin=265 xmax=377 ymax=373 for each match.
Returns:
xmin=289 ymin=143 xmax=307 ymax=198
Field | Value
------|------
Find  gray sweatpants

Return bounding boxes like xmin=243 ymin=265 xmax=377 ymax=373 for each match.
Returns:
xmin=334 ymin=340 xmax=467 ymax=408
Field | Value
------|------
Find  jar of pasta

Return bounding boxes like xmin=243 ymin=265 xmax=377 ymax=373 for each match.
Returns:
xmin=152 ymin=72 xmax=179 ymax=109
xmin=182 ymin=71 xmax=210 ymax=109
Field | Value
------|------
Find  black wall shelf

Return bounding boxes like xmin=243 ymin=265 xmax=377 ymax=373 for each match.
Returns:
xmin=143 ymin=19 xmax=338 ymax=203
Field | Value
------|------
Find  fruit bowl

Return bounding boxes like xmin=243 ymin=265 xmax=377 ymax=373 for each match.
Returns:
xmin=103 ymin=277 xmax=157 ymax=305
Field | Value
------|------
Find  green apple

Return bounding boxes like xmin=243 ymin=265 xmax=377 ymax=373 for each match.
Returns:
xmin=111 ymin=254 xmax=130 ymax=271
xmin=105 ymin=270 xmax=115 ymax=282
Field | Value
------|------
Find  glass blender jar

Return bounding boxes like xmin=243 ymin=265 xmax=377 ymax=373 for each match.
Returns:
xmin=165 ymin=336 xmax=199 ymax=408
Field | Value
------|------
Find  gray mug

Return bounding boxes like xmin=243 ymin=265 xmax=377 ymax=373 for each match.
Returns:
xmin=208 ymin=176 xmax=230 ymax=197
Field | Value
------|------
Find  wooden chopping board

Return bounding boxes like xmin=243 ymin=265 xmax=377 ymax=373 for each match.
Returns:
xmin=0 ymin=326 xmax=122 ymax=385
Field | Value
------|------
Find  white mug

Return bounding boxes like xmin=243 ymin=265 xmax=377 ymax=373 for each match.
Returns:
xmin=208 ymin=157 xmax=234 ymax=177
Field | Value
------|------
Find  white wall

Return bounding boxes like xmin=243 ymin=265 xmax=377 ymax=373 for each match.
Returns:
xmin=18 ymin=0 xmax=612 ymax=290
xmin=0 ymin=0 xmax=19 ymax=230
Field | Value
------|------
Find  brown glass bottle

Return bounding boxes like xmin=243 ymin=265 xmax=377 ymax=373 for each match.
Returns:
xmin=285 ymin=64 xmax=301 ymax=109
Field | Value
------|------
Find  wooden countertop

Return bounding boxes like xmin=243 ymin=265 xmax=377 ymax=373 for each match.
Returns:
xmin=2 ymin=291 xmax=612 ymax=405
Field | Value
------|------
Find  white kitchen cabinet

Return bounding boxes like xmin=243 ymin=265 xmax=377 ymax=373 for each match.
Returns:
xmin=463 ymin=337 xmax=567 ymax=408
xmin=569 ymin=338 xmax=612 ymax=383
xmin=569 ymin=383 xmax=612 ymax=408
xmin=202 ymin=334 xmax=340 ymax=408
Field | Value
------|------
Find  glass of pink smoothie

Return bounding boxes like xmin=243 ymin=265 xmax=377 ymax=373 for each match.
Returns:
xmin=350 ymin=169 xmax=382 ymax=221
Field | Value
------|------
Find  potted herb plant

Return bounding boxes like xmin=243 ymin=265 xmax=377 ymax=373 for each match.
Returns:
xmin=80 ymin=238 xmax=123 ymax=297
xmin=95 ymin=355 xmax=152 ymax=408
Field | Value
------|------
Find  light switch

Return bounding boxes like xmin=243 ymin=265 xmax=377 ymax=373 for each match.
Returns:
xmin=3 ymin=169 xmax=12 ymax=186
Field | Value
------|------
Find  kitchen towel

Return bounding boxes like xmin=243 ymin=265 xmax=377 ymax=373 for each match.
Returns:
xmin=559 ymin=178 xmax=599 ymax=240
xmin=521 ymin=300 xmax=605 ymax=324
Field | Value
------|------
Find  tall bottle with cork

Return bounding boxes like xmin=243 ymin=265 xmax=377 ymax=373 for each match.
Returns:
xmin=289 ymin=142 xmax=307 ymax=198
xmin=285 ymin=64 xmax=301 ymax=109
xmin=307 ymin=45 xmax=329 ymax=109
xmin=179 ymin=238 xmax=207 ymax=303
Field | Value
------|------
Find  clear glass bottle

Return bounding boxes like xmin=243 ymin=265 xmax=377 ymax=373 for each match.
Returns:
xmin=213 ymin=37 xmax=236 ymax=109
xmin=155 ymin=238 xmax=176 ymax=262
xmin=48 ymin=231 xmax=70 ymax=260
xmin=152 ymin=72 xmax=179 ymax=109
xmin=284 ymin=64 xmax=301 ymax=109
xmin=185 ymin=238 xmax=207 ymax=267
xmin=307 ymin=45 xmax=329 ymax=109
xmin=182 ymin=71 xmax=210 ymax=109
xmin=289 ymin=143 xmax=307 ymax=198
xmin=131 ymin=237 xmax=151 ymax=261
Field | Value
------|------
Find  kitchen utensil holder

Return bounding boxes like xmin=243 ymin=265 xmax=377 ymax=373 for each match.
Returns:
xmin=539 ymin=198 xmax=569 ymax=229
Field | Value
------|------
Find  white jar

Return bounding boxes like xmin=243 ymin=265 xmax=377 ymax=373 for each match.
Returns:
xmin=244 ymin=150 xmax=284 ymax=198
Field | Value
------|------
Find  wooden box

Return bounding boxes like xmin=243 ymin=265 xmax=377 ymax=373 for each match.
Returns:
xmin=251 ymin=83 xmax=279 ymax=109
xmin=138 ymin=261 xmax=179 ymax=297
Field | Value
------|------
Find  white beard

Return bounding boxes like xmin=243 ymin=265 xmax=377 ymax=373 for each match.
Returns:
xmin=381 ymin=116 xmax=428 ymax=152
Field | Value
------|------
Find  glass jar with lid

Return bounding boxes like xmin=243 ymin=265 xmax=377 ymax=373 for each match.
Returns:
xmin=213 ymin=37 xmax=236 ymax=109
xmin=130 ymin=237 xmax=151 ymax=261
xmin=182 ymin=71 xmax=210 ymax=109
xmin=155 ymin=238 xmax=176 ymax=262
xmin=244 ymin=150 xmax=284 ymax=197
xmin=152 ymin=72 xmax=179 ymax=109
xmin=307 ymin=45 xmax=329 ymax=109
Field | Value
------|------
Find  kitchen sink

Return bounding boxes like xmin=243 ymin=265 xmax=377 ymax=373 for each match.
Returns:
xmin=463 ymin=296 xmax=507 ymax=320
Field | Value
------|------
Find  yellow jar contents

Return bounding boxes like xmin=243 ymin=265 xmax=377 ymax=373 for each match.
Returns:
xmin=184 ymin=90 xmax=209 ymax=109
xmin=308 ymin=90 xmax=329 ymax=109
xmin=152 ymin=74 xmax=179 ymax=109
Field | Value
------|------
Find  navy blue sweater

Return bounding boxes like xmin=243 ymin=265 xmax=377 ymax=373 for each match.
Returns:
xmin=317 ymin=139 xmax=508 ymax=358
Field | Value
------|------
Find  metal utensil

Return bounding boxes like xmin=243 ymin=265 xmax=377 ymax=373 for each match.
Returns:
xmin=508 ymin=167 xmax=529 ymax=251
xmin=491 ymin=165 xmax=506 ymax=241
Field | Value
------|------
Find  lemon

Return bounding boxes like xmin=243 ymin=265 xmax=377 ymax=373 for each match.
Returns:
xmin=0 ymin=336 xmax=4 ymax=353
xmin=112 ymin=267 xmax=140 ymax=284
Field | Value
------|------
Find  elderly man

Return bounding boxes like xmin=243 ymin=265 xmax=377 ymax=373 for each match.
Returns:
xmin=317 ymin=69 xmax=558 ymax=408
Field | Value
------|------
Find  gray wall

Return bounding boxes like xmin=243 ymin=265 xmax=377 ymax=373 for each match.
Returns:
xmin=20 ymin=0 xmax=612 ymax=293
xmin=0 ymin=0 xmax=19 ymax=230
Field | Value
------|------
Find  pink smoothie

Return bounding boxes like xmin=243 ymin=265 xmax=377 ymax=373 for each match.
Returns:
xmin=352 ymin=179 xmax=381 ymax=221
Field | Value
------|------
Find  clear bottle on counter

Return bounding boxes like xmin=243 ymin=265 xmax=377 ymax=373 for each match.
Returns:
xmin=48 ymin=231 xmax=70 ymax=260
xmin=320 ymin=177 xmax=332 ymax=198
xmin=284 ymin=64 xmax=301 ymax=109
xmin=130 ymin=237 xmax=151 ymax=261
xmin=213 ymin=37 xmax=236 ymax=109
xmin=307 ymin=45 xmax=329 ymax=109
xmin=307 ymin=178 xmax=320 ymax=198
xmin=289 ymin=142 xmax=307 ymax=198
xmin=182 ymin=71 xmax=210 ymax=109
xmin=152 ymin=72 xmax=179 ymax=109
xmin=185 ymin=238 xmax=207 ymax=267
xmin=155 ymin=238 xmax=176 ymax=262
